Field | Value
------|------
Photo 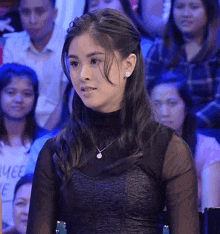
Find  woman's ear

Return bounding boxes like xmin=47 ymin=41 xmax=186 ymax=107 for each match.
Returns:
xmin=124 ymin=53 xmax=137 ymax=77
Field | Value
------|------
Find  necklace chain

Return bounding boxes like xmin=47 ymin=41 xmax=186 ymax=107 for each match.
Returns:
xmin=95 ymin=140 xmax=115 ymax=159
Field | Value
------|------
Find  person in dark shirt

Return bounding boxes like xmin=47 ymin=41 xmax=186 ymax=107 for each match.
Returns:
xmin=27 ymin=9 xmax=199 ymax=234
xmin=145 ymin=0 xmax=220 ymax=129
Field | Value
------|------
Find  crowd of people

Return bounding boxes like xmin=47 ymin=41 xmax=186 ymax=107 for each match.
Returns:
xmin=0 ymin=0 xmax=219 ymax=233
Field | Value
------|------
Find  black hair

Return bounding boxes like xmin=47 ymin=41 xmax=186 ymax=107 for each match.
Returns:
xmin=83 ymin=0 xmax=153 ymax=40
xmin=13 ymin=173 xmax=33 ymax=202
xmin=0 ymin=63 xmax=39 ymax=146
xmin=163 ymin=0 xmax=220 ymax=67
xmin=55 ymin=8 xmax=153 ymax=183
xmin=147 ymin=72 xmax=197 ymax=155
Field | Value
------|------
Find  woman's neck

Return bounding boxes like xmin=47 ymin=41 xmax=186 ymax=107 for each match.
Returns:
xmin=3 ymin=117 xmax=26 ymax=147
xmin=183 ymin=34 xmax=204 ymax=62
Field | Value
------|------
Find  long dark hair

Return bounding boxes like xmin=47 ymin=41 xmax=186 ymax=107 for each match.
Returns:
xmin=55 ymin=8 xmax=153 ymax=183
xmin=0 ymin=63 xmax=39 ymax=146
xmin=163 ymin=0 xmax=220 ymax=67
xmin=83 ymin=0 xmax=153 ymax=40
xmin=147 ymin=72 xmax=197 ymax=155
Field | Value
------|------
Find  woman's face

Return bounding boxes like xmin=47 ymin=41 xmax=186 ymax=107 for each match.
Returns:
xmin=12 ymin=183 xmax=32 ymax=234
xmin=88 ymin=0 xmax=124 ymax=13
xmin=1 ymin=76 xmax=35 ymax=121
xmin=173 ymin=0 xmax=207 ymax=38
xmin=68 ymin=33 xmax=128 ymax=113
xmin=150 ymin=83 xmax=186 ymax=134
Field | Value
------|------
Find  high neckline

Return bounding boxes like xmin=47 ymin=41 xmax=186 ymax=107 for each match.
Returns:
xmin=86 ymin=107 xmax=121 ymax=129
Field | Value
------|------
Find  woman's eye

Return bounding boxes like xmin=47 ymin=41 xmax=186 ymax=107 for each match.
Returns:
xmin=15 ymin=202 xmax=25 ymax=207
xmin=70 ymin=61 xmax=79 ymax=68
xmin=153 ymin=101 xmax=161 ymax=108
xmin=91 ymin=59 xmax=100 ymax=65
xmin=24 ymin=92 xmax=34 ymax=97
xmin=190 ymin=5 xmax=199 ymax=10
xmin=7 ymin=90 xmax=15 ymax=95
xmin=169 ymin=101 xmax=177 ymax=107
xmin=174 ymin=3 xmax=184 ymax=9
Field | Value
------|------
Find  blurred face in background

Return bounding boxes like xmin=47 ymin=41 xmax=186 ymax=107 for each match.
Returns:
xmin=1 ymin=76 xmax=35 ymax=121
xmin=19 ymin=0 xmax=57 ymax=42
xmin=12 ymin=183 xmax=32 ymax=234
xmin=150 ymin=83 xmax=186 ymax=134
xmin=173 ymin=0 xmax=207 ymax=38
xmin=88 ymin=0 xmax=124 ymax=13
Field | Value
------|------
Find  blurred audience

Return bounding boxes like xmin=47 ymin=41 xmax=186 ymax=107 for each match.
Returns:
xmin=0 ymin=63 xmax=47 ymax=226
xmin=148 ymin=72 xmax=220 ymax=211
xmin=145 ymin=0 xmax=220 ymax=128
xmin=3 ymin=0 xmax=68 ymax=131
xmin=3 ymin=173 xmax=33 ymax=234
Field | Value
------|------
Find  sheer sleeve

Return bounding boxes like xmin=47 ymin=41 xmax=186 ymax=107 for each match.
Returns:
xmin=162 ymin=134 xmax=200 ymax=234
xmin=26 ymin=139 xmax=61 ymax=234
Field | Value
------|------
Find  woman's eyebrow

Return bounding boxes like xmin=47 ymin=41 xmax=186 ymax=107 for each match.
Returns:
xmin=68 ymin=52 xmax=105 ymax=59
xmin=87 ymin=52 xmax=105 ymax=57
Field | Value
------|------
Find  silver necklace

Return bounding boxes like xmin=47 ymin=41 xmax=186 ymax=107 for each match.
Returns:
xmin=95 ymin=140 xmax=115 ymax=159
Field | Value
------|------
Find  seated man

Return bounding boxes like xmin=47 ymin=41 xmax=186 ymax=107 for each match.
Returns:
xmin=3 ymin=0 xmax=68 ymax=131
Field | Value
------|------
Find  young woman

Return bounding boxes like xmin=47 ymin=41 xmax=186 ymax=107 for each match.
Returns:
xmin=0 ymin=63 xmax=47 ymax=227
xmin=148 ymin=72 xmax=220 ymax=211
xmin=27 ymin=9 xmax=199 ymax=233
xmin=145 ymin=0 xmax=220 ymax=129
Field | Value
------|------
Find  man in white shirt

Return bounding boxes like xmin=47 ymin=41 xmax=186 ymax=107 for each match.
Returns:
xmin=3 ymin=0 xmax=68 ymax=130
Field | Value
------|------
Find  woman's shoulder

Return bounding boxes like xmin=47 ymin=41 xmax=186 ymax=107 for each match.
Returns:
xmin=140 ymin=122 xmax=176 ymax=176
xmin=144 ymin=121 xmax=175 ymax=141
xmin=195 ymin=132 xmax=220 ymax=169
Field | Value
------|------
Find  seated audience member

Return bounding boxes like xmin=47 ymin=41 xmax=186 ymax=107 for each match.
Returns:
xmin=84 ymin=0 xmax=154 ymax=57
xmin=3 ymin=0 xmax=68 ymax=131
xmin=0 ymin=63 xmax=47 ymax=227
xmin=148 ymin=72 xmax=220 ymax=211
xmin=145 ymin=0 xmax=220 ymax=128
xmin=3 ymin=173 xmax=33 ymax=234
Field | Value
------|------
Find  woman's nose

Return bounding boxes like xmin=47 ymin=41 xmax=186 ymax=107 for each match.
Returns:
xmin=80 ymin=64 xmax=91 ymax=81
xmin=182 ymin=7 xmax=191 ymax=16
xmin=160 ymin=104 xmax=170 ymax=116
xmin=14 ymin=93 xmax=23 ymax=102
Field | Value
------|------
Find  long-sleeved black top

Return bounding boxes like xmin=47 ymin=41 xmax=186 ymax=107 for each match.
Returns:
xmin=26 ymin=109 xmax=199 ymax=234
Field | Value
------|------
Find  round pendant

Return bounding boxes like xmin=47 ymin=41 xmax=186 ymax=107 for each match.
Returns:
xmin=97 ymin=152 xmax=102 ymax=159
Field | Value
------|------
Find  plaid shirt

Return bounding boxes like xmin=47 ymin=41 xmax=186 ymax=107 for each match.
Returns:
xmin=145 ymin=39 xmax=220 ymax=129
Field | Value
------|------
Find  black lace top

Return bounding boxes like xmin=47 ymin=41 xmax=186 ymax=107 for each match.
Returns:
xmin=27 ymin=109 xmax=199 ymax=234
